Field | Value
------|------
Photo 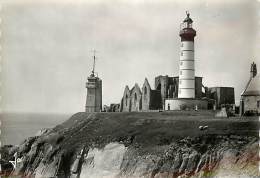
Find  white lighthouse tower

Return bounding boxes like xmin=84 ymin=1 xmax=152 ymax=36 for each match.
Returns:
xmin=165 ymin=12 xmax=208 ymax=110
xmin=178 ymin=12 xmax=196 ymax=98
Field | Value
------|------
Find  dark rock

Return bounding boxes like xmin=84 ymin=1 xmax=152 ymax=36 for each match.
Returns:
xmin=195 ymin=153 xmax=206 ymax=173
xmin=172 ymin=152 xmax=183 ymax=174
xmin=178 ymin=153 xmax=189 ymax=174
xmin=185 ymin=151 xmax=200 ymax=175
xmin=18 ymin=137 xmax=37 ymax=155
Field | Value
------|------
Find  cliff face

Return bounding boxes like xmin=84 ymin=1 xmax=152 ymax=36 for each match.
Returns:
xmin=1 ymin=112 xmax=259 ymax=178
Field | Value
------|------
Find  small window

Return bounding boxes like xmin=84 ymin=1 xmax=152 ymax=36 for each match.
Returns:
xmin=181 ymin=43 xmax=184 ymax=47
xmin=135 ymin=93 xmax=137 ymax=100
xmin=257 ymin=101 xmax=260 ymax=108
xmin=181 ymin=51 xmax=183 ymax=56
xmin=180 ymin=70 xmax=182 ymax=75
xmin=180 ymin=62 xmax=183 ymax=66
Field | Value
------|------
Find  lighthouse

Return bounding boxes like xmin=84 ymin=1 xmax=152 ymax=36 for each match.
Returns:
xmin=178 ymin=12 xmax=196 ymax=98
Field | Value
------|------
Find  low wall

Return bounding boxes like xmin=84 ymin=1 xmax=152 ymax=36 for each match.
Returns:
xmin=165 ymin=98 xmax=208 ymax=110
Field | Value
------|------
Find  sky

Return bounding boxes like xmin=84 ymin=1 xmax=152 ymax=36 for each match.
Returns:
xmin=1 ymin=0 xmax=260 ymax=114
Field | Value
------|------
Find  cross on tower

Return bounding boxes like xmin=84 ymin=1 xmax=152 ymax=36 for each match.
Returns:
xmin=91 ymin=49 xmax=97 ymax=76
xmin=251 ymin=62 xmax=257 ymax=78
xmin=186 ymin=11 xmax=190 ymax=17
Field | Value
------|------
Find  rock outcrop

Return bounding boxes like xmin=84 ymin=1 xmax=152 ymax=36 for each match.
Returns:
xmin=1 ymin=112 xmax=259 ymax=177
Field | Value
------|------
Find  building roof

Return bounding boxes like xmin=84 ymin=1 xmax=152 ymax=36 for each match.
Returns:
xmin=242 ymin=75 xmax=260 ymax=96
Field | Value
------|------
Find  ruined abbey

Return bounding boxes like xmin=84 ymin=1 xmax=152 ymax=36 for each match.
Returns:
xmin=119 ymin=13 xmax=235 ymax=112
xmin=120 ymin=76 xmax=235 ymax=112
xmin=85 ymin=12 xmax=236 ymax=113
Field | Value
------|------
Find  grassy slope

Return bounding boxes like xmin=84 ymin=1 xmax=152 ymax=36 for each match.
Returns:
xmin=50 ymin=111 xmax=259 ymax=154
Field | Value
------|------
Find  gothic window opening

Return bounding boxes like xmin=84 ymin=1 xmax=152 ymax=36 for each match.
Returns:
xmin=257 ymin=100 xmax=260 ymax=108
xmin=144 ymin=87 xmax=147 ymax=95
xmin=157 ymin=83 xmax=161 ymax=90
xmin=135 ymin=93 xmax=137 ymax=101
xmin=125 ymin=95 xmax=128 ymax=106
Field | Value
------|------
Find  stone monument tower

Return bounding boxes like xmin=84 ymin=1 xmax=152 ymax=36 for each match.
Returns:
xmin=85 ymin=50 xmax=102 ymax=112
xmin=178 ymin=11 xmax=196 ymax=98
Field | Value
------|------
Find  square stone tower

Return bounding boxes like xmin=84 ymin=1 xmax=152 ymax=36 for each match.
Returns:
xmin=85 ymin=51 xmax=102 ymax=112
xmin=85 ymin=73 xmax=102 ymax=112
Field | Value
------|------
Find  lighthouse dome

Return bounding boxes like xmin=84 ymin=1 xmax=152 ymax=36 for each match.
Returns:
xmin=183 ymin=11 xmax=193 ymax=23
xmin=183 ymin=15 xmax=193 ymax=23
xmin=242 ymin=75 xmax=260 ymax=96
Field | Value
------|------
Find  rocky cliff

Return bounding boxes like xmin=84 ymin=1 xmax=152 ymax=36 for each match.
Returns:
xmin=1 ymin=111 xmax=259 ymax=178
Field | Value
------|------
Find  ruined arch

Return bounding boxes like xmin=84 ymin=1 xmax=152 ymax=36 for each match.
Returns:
xmin=144 ymin=87 xmax=147 ymax=95
xmin=156 ymin=83 xmax=161 ymax=90
xmin=125 ymin=94 xmax=128 ymax=106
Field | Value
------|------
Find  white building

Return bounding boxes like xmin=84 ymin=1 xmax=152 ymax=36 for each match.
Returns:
xmin=240 ymin=74 xmax=260 ymax=115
